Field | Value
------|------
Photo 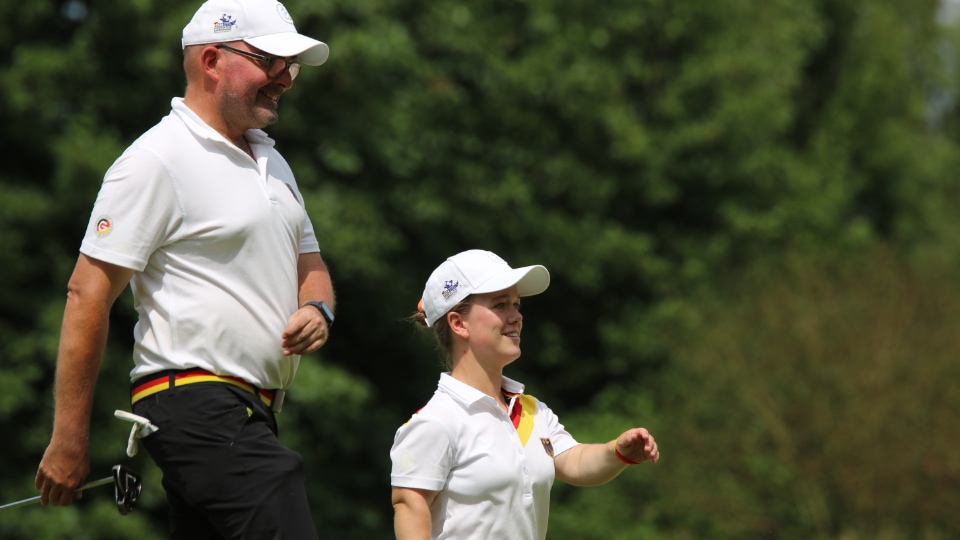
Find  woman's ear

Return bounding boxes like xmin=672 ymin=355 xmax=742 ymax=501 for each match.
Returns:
xmin=448 ymin=310 xmax=470 ymax=340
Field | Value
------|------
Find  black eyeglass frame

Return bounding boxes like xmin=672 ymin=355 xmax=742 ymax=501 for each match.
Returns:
xmin=215 ymin=44 xmax=301 ymax=80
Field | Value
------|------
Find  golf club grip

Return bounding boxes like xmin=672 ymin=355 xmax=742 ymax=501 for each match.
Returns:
xmin=0 ymin=476 xmax=113 ymax=512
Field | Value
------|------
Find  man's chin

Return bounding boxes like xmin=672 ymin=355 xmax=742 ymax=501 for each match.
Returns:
xmin=253 ymin=108 xmax=279 ymax=128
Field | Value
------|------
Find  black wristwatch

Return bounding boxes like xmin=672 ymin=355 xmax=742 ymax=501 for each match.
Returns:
xmin=303 ymin=301 xmax=335 ymax=328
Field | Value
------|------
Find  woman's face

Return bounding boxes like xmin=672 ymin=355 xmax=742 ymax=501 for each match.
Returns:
xmin=463 ymin=285 xmax=524 ymax=363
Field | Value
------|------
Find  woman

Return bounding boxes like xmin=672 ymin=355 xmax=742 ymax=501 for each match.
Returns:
xmin=390 ymin=249 xmax=660 ymax=540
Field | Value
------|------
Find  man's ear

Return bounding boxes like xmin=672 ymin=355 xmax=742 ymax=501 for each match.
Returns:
xmin=448 ymin=310 xmax=470 ymax=340
xmin=199 ymin=45 xmax=223 ymax=82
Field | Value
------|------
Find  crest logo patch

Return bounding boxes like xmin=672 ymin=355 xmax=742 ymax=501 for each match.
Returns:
xmin=540 ymin=438 xmax=554 ymax=458
xmin=95 ymin=217 xmax=113 ymax=238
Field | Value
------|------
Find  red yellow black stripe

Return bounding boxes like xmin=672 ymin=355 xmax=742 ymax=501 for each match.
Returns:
xmin=131 ymin=369 xmax=274 ymax=407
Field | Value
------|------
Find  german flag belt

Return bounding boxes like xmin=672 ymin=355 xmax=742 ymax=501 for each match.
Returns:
xmin=131 ymin=368 xmax=275 ymax=408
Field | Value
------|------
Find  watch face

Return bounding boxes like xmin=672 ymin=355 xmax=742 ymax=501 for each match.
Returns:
xmin=313 ymin=301 xmax=334 ymax=326
xmin=321 ymin=305 xmax=334 ymax=325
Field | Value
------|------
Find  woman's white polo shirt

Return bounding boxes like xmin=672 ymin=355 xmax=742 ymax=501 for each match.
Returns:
xmin=391 ymin=373 xmax=579 ymax=540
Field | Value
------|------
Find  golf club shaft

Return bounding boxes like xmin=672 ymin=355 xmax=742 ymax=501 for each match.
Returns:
xmin=0 ymin=476 xmax=113 ymax=512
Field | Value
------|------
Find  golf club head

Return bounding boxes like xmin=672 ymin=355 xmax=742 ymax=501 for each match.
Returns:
xmin=112 ymin=464 xmax=142 ymax=515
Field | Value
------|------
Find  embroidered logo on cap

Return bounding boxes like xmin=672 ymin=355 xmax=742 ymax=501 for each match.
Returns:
xmin=276 ymin=4 xmax=294 ymax=24
xmin=441 ymin=280 xmax=459 ymax=300
xmin=213 ymin=14 xmax=237 ymax=34
xmin=95 ymin=217 xmax=113 ymax=238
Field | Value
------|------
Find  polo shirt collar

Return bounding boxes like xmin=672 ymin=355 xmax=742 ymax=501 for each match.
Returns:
xmin=170 ymin=98 xmax=276 ymax=149
xmin=437 ymin=372 xmax=526 ymax=407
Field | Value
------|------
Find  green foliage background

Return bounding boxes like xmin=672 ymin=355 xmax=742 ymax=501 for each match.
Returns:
xmin=2 ymin=0 xmax=960 ymax=538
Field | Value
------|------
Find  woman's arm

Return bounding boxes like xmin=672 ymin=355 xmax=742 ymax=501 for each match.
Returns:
xmin=392 ymin=486 xmax=438 ymax=540
xmin=554 ymin=427 xmax=659 ymax=486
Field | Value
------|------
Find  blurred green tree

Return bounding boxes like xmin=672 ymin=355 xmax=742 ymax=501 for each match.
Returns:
xmin=600 ymin=247 xmax=960 ymax=539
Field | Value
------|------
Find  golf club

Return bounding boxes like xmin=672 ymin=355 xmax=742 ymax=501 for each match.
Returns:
xmin=0 ymin=464 xmax=141 ymax=515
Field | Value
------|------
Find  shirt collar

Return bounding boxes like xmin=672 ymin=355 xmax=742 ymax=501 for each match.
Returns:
xmin=437 ymin=372 xmax=526 ymax=406
xmin=170 ymin=97 xmax=276 ymax=150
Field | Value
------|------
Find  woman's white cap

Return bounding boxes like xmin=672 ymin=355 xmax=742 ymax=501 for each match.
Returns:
xmin=421 ymin=250 xmax=550 ymax=327
xmin=182 ymin=0 xmax=329 ymax=66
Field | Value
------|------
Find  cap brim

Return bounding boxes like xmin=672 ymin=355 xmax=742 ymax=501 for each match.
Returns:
xmin=473 ymin=265 xmax=550 ymax=297
xmin=245 ymin=33 xmax=329 ymax=66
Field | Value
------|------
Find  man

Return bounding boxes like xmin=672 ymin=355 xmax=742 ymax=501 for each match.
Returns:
xmin=34 ymin=1 xmax=334 ymax=537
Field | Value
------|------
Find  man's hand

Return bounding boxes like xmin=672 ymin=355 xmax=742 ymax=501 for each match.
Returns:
xmin=35 ymin=437 xmax=90 ymax=506
xmin=281 ymin=306 xmax=330 ymax=355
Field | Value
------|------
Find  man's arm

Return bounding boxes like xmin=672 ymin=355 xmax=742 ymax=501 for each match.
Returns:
xmin=281 ymin=251 xmax=335 ymax=356
xmin=35 ymin=254 xmax=135 ymax=506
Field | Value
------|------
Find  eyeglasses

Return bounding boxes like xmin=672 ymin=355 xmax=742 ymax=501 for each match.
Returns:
xmin=216 ymin=45 xmax=301 ymax=81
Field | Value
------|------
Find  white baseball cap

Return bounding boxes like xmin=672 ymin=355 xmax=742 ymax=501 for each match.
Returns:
xmin=181 ymin=0 xmax=329 ymax=66
xmin=421 ymin=250 xmax=550 ymax=327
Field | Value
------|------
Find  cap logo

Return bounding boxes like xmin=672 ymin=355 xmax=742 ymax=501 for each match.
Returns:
xmin=95 ymin=217 xmax=113 ymax=238
xmin=441 ymin=279 xmax=459 ymax=300
xmin=276 ymin=4 xmax=294 ymax=24
xmin=213 ymin=14 xmax=237 ymax=34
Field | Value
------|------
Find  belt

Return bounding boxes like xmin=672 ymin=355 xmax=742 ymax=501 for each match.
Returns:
xmin=131 ymin=368 xmax=275 ymax=408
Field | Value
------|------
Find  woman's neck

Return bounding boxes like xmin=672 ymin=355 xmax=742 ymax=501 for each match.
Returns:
xmin=450 ymin=357 xmax=508 ymax=411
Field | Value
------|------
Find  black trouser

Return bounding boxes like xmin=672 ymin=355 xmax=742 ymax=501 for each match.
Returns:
xmin=132 ymin=382 xmax=317 ymax=540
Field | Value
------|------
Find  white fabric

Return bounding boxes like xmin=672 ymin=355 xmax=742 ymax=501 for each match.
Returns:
xmin=390 ymin=373 xmax=579 ymax=540
xmin=181 ymin=0 xmax=329 ymax=65
xmin=114 ymin=410 xmax=159 ymax=457
xmin=421 ymin=250 xmax=550 ymax=326
xmin=80 ymin=98 xmax=319 ymax=389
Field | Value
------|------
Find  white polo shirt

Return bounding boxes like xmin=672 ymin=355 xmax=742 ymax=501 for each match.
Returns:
xmin=80 ymin=98 xmax=320 ymax=389
xmin=390 ymin=373 xmax=579 ymax=540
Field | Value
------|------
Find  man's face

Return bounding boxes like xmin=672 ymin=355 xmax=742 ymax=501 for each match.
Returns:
xmin=215 ymin=42 xmax=294 ymax=133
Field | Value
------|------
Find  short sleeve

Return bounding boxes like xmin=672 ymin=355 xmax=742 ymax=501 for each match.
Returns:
xmin=79 ymin=147 xmax=182 ymax=271
xmin=390 ymin=414 xmax=455 ymax=491
xmin=291 ymin=183 xmax=319 ymax=255
xmin=268 ymin=150 xmax=319 ymax=255
xmin=536 ymin=399 xmax=580 ymax=457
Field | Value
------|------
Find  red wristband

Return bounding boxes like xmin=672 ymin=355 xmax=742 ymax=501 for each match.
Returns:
xmin=614 ymin=443 xmax=640 ymax=465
